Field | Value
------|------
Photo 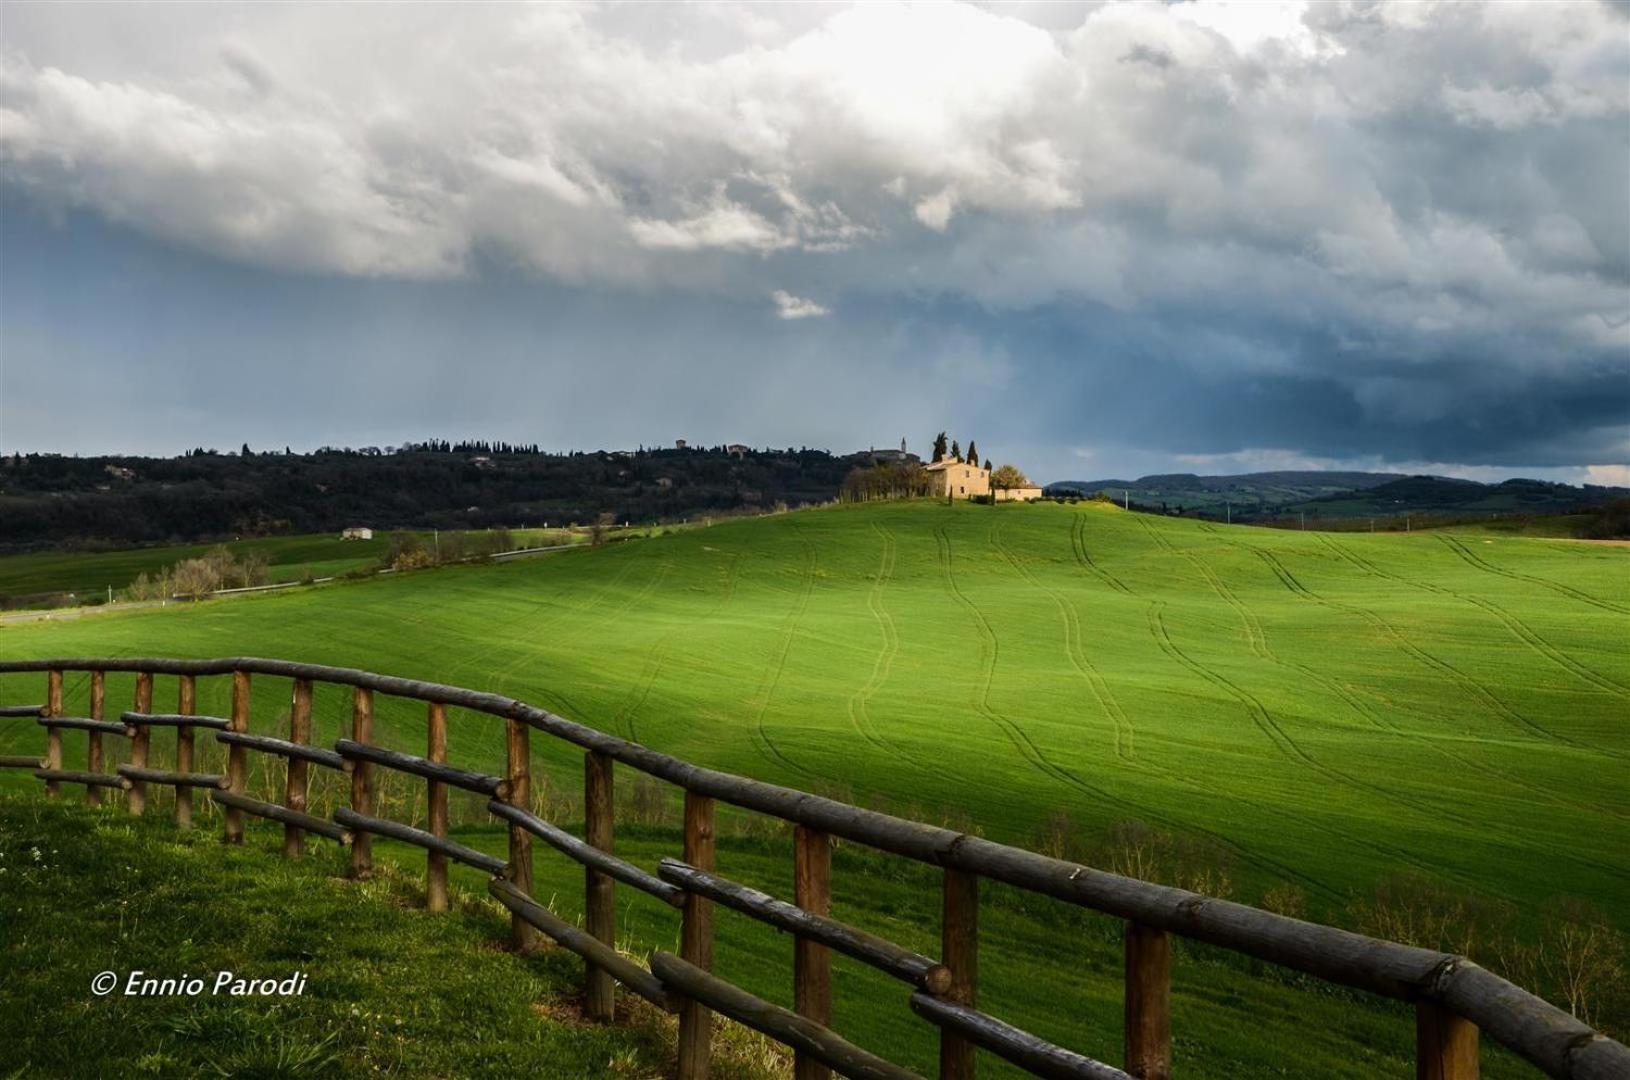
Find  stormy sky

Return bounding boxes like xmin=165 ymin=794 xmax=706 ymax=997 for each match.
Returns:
xmin=1 ymin=1 xmax=1626 ymax=485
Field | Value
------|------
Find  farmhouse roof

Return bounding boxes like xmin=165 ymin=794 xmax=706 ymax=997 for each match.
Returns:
xmin=924 ymin=457 xmax=984 ymax=472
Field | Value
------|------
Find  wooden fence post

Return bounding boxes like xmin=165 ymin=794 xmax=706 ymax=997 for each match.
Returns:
xmin=175 ymin=676 xmax=195 ymax=828
xmin=1417 ymin=1003 xmax=1479 ymax=1080
xmin=223 ymin=670 xmax=250 ymax=843
xmin=44 ymin=670 xmax=62 ymax=797
xmin=941 ymin=868 xmax=979 ymax=1080
xmin=284 ymin=679 xmax=313 ymax=859
xmin=505 ymin=715 xmax=536 ymax=952
xmin=349 ymin=688 xmax=374 ymax=878
xmin=87 ymin=671 xmax=105 ymax=807
xmin=127 ymin=672 xmax=153 ymax=816
xmin=677 ymin=791 xmax=716 ymax=1080
xmin=794 ymin=826 xmax=833 ymax=1080
xmin=584 ymin=750 xmax=616 ymax=1021
xmin=426 ymin=702 xmax=448 ymax=911
xmin=1124 ymin=922 xmax=1171 ymax=1080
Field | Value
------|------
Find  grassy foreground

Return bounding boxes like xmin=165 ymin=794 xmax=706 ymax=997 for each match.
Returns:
xmin=0 ymin=795 xmax=785 ymax=1079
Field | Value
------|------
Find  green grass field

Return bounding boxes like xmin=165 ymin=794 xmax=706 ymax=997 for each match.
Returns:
xmin=0 ymin=528 xmax=581 ymax=603
xmin=1 ymin=501 xmax=1625 ymax=1075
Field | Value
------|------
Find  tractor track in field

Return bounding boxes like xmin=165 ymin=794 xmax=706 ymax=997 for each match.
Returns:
xmin=969 ymin=522 xmax=1340 ymax=900
xmin=1143 ymin=599 xmax=1474 ymax=886
xmin=1070 ymin=515 xmax=1134 ymax=595
xmin=844 ymin=524 xmax=916 ymax=765
xmin=456 ymin=549 xmax=647 ymax=695
xmin=1132 ymin=520 xmax=1543 ymax=884
xmin=622 ymin=550 xmax=743 ymax=747
xmin=466 ymin=547 xmax=672 ymax=733
xmin=1430 ymin=537 xmax=1630 ymax=699
xmin=992 ymin=521 xmax=1134 ymax=761
xmin=746 ymin=526 xmax=819 ymax=781
xmin=1249 ymin=544 xmax=1630 ymax=829
xmin=1436 ymin=534 xmax=1630 ymax=616
xmin=936 ymin=525 xmax=1090 ymax=794
xmin=1315 ymin=535 xmax=1610 ymax=755
xmin=1135 ymin=521 xmax=1313 ymax=766
xmin=1144 ymin=527 xmax=1594 ymax=842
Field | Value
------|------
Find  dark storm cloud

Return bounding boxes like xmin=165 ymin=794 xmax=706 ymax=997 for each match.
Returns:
xmin=0 ymin=2 xmax=1625 ymax=481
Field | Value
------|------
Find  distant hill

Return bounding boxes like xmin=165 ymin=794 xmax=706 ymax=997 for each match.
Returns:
xmin=1046 ymin=470 xmax=1627 ymax=523
xmin=1289 ymin=475 xmax=1628 ymax=517
xmin=1046 ymin=470 xmax=1401 ymax=515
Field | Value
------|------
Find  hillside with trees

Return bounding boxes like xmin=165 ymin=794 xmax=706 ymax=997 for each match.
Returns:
xmin=0 ymin=443 xmax=862 ymax=552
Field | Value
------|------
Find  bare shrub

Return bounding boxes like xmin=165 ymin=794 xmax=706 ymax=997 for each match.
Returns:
xmin=1541 ymin=898 xmax=1625 ymax=1027
xmin=1034 ymin=810 xmax=1077 ymax=860
xmin=436 ymin=532 xmax=466 ymax=564
xmin=1261 ymin=883 xmax=1307 ymax=921
xmin=620 ymin=773 xmax=674 ymax=827
xmin=1346 ymin=874 xmax=1479 ymax=956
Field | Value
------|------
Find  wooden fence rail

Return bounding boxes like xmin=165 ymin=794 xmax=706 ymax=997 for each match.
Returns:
xmin=1 ymin=657 xmax=1626 ymax=1080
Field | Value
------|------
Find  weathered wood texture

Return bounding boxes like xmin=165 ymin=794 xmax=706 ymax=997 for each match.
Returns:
xmin=44 ymin=670 xmax=62 ymax=797
xmin=40 ymin=717 xmax=127 ymax=735
xmin=334 ymin=738 xmax=508 ymax=797
xmin=34 ymin=768 xmax=129 ymax=789
xmin=1124 ymin=923 xmax=1171 ymax=1080
xmin=426 ymin=702 xmax=449 ymax=912
xmin=332 ymin=807 xmax=506 ymax=875
xmin=217 ymin=731 xmax=343 ymax=769
xmin=1417 ymin=1002 xmax=1479 ymax=1080
xmin=224 ymin=670 xmax=250 ymax=843
xmin=489 ymin=878 xmax=672 ymax=1011
xmin=911 ymin=994 xmax=1133 ymax=1080
xmin=941 ymin=868 xmax=979 ymax=1080
xmin=175 ymin=676 xmax=196 ymax=828
xmin=0 ymin=704 xmax=44 ymax=717
xmin=121 ymin=713 xmax=231 ymax=730
xmin=795 ymin=826 xmax=833 ymax=1080
xmin=87 ymin=671 xmax=105 ymax=807
xmin=677 ymin=791 xmax=716 ymax=1080
xmin=656 ymin=860 xmax=949 ymax=992
xmin=127 ymin=673 xmax=153 ymax=815
xmin=652 ymin=951 xmax=923 ymax=1080
xmin=5 ymin=657 xmax=1627 ymax=1080
xmin=0 ymin=755 xmax=44 ymax=769
xmin=505 ymin=715 xmax=535 ymax=953
xmin=211 ymin=791 xmax=350 ymax=843
xmin=489 ymin=800 xmax=682 ymax=906
xmin=116 ymin=766 xmax=223 ymax=788
xmin=348 ymin=687 xmax=374 ymax=878
xmin=584 ymin=750 xmax=616 ymax=1021
xmin=284 ymin=679 xmax=314 ymax=860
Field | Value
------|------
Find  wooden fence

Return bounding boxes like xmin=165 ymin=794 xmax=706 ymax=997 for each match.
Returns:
xmin=1 ymin=657 xmax=1624 ymax=1080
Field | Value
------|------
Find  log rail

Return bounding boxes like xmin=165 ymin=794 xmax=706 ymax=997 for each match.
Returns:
xmin=1 ymin=657 xmax=1624 ymax=1080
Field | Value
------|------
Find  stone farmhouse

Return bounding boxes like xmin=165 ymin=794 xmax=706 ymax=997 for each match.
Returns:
xmin=924 ymin=455 xmax=1043 ymax=501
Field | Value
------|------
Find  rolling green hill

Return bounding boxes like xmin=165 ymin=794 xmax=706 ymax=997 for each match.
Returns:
xmin=1 ymin=501 xmax=1625 ymax=1075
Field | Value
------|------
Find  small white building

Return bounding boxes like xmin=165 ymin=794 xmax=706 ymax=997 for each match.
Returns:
xmin=340 ymin=527 xmax=374 ymax=541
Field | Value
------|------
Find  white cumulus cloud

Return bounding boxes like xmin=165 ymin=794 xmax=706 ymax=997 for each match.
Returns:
xmin=771 ymin=290 xmax=830 ymax=319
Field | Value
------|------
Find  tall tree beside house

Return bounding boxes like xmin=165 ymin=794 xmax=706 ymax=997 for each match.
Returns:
xmin=932 ymin=432 xmax=948 ymax=462
xmin=984 ymin=458 xmax=992 ymax=471
xmin=966 ymin=441 xmax=978 ymax=470
xmin=950 ymin=440 xmax=961 ymax=462
xmin=991 ymin=463 xmax=1029 ymax=497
